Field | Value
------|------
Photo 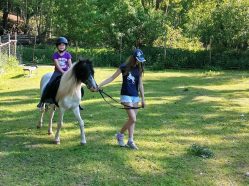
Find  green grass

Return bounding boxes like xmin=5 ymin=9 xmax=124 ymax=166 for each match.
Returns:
xmin=1 ymin=67 xmax=249 ymax=185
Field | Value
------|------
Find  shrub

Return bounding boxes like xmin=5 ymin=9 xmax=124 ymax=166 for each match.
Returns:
xmin=188 ymin=144 xmax=214 ymax=158
xmin=0 ymin=55 xmax=21 ymax=74
xmin=18 ymin=46 xmax=54 ymax=65
xmin=18 ymin=45 xmax=249 ymax=70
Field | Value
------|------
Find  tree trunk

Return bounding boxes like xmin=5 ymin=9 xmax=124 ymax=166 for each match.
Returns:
xmin=2 ymin=10 xmax=8 ymax=34
xmin=141 ymin=0 xmax=145 ymax=8
xmin=156 ymin=0 xmax=163 ymax=10
xmin=2 ymin=0 xmax=12 ymax=34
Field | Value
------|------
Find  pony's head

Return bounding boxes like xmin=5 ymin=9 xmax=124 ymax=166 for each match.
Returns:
xmin=73 ymin=58 xmax=97 ymax=91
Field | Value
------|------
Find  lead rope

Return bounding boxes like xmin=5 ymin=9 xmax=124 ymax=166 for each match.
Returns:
xmin=98 ymin=89 xmax=142 ymax=109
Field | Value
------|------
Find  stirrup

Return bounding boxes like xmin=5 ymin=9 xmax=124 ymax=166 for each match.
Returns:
xmin=37 ymin=102 xmax=44 ymax=108
xmin=79 ymin=105 xmax=84 ymax=110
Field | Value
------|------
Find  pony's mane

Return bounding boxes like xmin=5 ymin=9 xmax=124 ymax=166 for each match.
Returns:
xmin=56 ymin=62 xmax=81 ymax=101
xmin=56 ymin=58 xmax=93 ymax=101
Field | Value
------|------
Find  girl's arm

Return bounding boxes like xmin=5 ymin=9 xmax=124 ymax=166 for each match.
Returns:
xmin=98 ymin=68 xmax=121 ymax=89
xmin=54 ymin=59 xmax=65 ymax=73
xmin=68 ymin=59 xmax=72 ymax=68
xmin=139 ymin=75 xmax=146 ymax=108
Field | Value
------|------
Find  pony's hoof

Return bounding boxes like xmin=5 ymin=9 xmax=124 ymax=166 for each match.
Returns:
xmin=80 ymin=142 xmax=86 ymax=145
xmin=48 ymin=131 xmax=53 ymax=135
xmin=54 ymin=141 xmax=60 ymax=145
xmin=37 ymin=121 xmax=42 ymax=129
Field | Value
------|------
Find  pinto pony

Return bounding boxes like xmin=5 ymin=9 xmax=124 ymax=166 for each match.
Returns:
xmin=37 ymin=58 xmax=97 ymax=145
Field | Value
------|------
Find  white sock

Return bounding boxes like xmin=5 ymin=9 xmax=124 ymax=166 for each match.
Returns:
xmin=128 ymin=137 xmax=133 ymax=142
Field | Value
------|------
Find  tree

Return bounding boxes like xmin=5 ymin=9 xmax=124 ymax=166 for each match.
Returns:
xmin=51 ymin=0 xmax=164 ymax=49
xmin=184 ymin=0 xmax=249 ymax=50
xmin=1 ymin=0 xmax=12 ymax=34
xmin=211 ymin=1 xmax=249 ymax=50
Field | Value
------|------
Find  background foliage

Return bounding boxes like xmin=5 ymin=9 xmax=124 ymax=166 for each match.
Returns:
xmin=1 ymin=0 xmax=248 ymax=69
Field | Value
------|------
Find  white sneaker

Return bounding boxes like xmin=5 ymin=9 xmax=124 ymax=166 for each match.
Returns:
xmin=126 ymin=141 xmax=138 ymax=150
xmin=116 ymin=133 xmax=125 ymax=147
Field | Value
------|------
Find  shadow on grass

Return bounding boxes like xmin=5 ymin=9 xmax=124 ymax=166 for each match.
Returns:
xmin=11 ymin=74 xmax=25 ymax=79
xmin=0 ymin=70 xmax=249 ymax=185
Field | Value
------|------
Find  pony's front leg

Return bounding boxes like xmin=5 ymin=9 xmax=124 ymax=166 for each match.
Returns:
xmin=48 ymin=105 xmax=56 ymax=135
xmin=72 ymin=107 xmax=86 ymax=145
xmin=37 ymin=104 xmax=46 ymax=128
xmin=54 ymin=107 xmax=65 ymax=144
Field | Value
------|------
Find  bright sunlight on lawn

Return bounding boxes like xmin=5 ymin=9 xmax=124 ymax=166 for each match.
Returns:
xmin=0 ymin=66 xmax=249 ymax=185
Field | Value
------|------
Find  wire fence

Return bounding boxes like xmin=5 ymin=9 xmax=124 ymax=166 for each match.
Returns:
xmin=0 ymin=34 xmax=17 ymax=72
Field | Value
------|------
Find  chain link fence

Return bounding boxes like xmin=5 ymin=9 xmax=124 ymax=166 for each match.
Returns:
xmin=0 ymin=34 xmax=17 ymax=73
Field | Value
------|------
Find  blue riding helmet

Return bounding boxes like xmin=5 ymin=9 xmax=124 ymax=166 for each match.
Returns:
xmin=56 ymin=37 xmax=68 ymax=46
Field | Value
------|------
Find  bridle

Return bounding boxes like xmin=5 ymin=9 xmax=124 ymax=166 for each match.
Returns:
xmin=98 ymin=89 xmax=142 ymax=110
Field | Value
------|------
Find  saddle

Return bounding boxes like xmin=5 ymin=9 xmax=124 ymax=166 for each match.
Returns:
xmin=42 ymin=75 xmax=62 ymax=107
xmin=40 ymin=74 xmax=85 ymax=108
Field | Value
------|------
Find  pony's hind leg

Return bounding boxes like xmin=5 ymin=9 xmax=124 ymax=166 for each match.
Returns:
xmin=48 ymin=105 xmax=56 ymax=135
xmin=73 ymin=107 xmax=86 ymax=145
xmin=54 ymin=107 xmax=65 ymax=144
xmin=37 ymin=104 xmax=46 ymax=128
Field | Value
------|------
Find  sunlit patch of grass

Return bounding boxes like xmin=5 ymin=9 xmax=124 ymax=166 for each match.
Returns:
xmin=193 ymin=96 xmax=226 ymax=103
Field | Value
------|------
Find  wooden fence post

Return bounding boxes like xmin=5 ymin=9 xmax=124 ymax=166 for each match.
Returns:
xmin=14 ymin=33 xmax=17 ymax=56
xmin=164 ymin=31 xmax=167 ymax=66
xmin=76 ymin=41 xmax=78 ymax=61
xmin=0 ymin=36 xmax=2 ymax=54
xmin=0 ymin=36 xmax=1 ymax=60
xmin=209 ymin=36 xmax=212 ymax=64
xmin=8 ymin=34 xmax=11 ymax=57
xmin=32 ymin=34 xmax=37 ymax=63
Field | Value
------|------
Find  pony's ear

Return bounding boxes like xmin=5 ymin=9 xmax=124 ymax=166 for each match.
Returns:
xmin=78 ymin=56 xmax=87 ymax=65
xmin=78 ymin=56 xmax=83 ymax=62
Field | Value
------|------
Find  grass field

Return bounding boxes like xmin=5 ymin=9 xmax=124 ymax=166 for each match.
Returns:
xmin=0 ymin=66 xmax=249 ymax=185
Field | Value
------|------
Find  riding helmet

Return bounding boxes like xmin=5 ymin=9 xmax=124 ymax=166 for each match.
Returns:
xmin=56 ymin=37 xmax=68 ymax=46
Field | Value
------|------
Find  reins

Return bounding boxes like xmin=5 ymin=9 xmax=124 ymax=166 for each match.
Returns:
xmin=98 ymin=89 xmax=142 ymax=109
